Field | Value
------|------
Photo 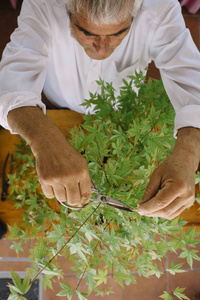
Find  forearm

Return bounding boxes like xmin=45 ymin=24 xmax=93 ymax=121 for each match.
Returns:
xmin=7 ymin=106 xmax=70 ymax=154
xmin=172 ymin=127 xmax=200 ymax=172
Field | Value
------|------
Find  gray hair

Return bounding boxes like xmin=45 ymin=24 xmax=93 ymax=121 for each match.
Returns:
xmin=63 ymin=0 xmax=143 ymax=25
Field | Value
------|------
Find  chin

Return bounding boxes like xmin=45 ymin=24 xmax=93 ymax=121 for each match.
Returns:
xmin=85 ymin=49 xmax=114 ymax=60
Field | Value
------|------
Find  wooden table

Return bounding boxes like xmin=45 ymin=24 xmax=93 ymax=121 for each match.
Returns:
xmin=0 ymin=110 xmax=199 ymax=238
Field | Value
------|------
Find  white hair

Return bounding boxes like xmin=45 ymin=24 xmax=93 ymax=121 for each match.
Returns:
xmin=63 ymin=0 xmax=143 ymax=25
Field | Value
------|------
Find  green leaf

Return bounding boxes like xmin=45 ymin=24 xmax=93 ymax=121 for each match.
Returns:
xmin=57 ymin=282 xmax=74 ymax=299
xmin=46 ymin=223 xmax=66 ymax=242
xmin=8 ymin=270 xmax=31 ymax=295
xmin=8 ymin=283 xmax=22 ymax=295
xmin=173 ymin=287 xmax=190 ymax=300
xmin=41 ymin=275 xmax=53 ymax=291
xmin=196 ymin=193 xmax=200 ymax=205
xmin=37 ymin=263 xmax=63 ymax=276
xmin=86 ymin=270 xmax=97 ymax=292
xmin=69 ymin=243 xmax=91 ymax=265
xmin=76 ymin=291 xmax=88 ymax=300
xmin=32 ymin=239 xmax=48 ymax=260
xmin=8 ymin=294 xmax=27 ymax=300
xmin=93 ymin=269 xmax=108 ymax=286
xmin=10 ymin=242 xmax=24 ymax=257
xmin=10 ymin=269 xmax=23 ymax=294
xmin=22 ymin=272 xmax=31 ymax=294
xmin=7 ymin=295 xmax=19 ymax=300
xmin=114 ymin=271 xmax=134 ymax=287
xmin=81 ymin=227 xmax=100 ymax=243
xmin=166 ymin=262 xmax=186 ymax=275
xmin=115 ymin=228 xmax=132 ymax=242
xmin=159 ymin=291 xmax=174 ymax=300
xmin=179 ymin=249 xmax=200 ymax=268
xmin=195 ymin=172 xmax=200 ymax=184
xmin=148 ymin=264 xmax=163 ymax=278
xmin=185 ymin=227 xmax=200 ymax=245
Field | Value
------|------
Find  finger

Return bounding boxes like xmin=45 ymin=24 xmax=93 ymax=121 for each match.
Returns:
xmin=167 ymin=205 xmax=190 ymax=220
xmin=65 ymin=182 xmax=81 ymax=206
xmin=138 ymin=193 xmax=194 ymax=219
xmin=41 ymin=183 xmax=55 ymax=199
xmin=141 ymin=204 xmax=188 ymax=220
xmin=139 ymin=198 xmax=183 ymax=219
xmin=167 ymin=194 xmax=194 ymax=219
xmin=137 ymin=183 xmax=182 ymax=214
xmin=53 ymin=184 xmax=67 ymax=202
xmin=138 ymin=170 xmax=161 ymax=205
xmin=79 ymin=176 xmax=92 ymax=206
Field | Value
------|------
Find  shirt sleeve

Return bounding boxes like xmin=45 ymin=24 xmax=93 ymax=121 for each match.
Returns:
xmin=150 ymin=0 xmax=200 ymax=136
xmin=0 ymin=0 xmax=52 ymax=133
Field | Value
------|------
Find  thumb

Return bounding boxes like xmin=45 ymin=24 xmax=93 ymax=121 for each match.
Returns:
xmin=138 ymin=170 xmax=161 ymax=206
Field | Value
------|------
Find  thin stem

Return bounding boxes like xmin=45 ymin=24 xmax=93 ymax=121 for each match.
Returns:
xmin=95 ymin=140 xmax=111 ymax=187
xmin=72 ymin=219 xmax=113 ymax=299
xmin=72 ymin=242 xmax=99 ymax=299
xmin=16 ymin=203 xmax=101 ymax=300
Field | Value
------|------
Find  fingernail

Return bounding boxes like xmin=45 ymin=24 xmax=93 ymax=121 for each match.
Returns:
xmin=137 ymin=208 xmax=144 ymax=215
xmin=81 ymin=197 xmax=90 ymax=206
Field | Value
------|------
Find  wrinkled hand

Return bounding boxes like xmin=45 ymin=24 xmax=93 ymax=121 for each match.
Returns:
xmin=7 ymin=106 xmax=92 ymax=207
xmin=137 ymin=154 xmax=196 ymax=220
xmin=33 ymin=134 xmax=91 ymax=207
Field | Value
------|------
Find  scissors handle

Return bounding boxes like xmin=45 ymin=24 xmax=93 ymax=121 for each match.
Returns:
xmin=58 ymin=200 xmax=90 ymax=210
xmin=58 ymin=188 xmax=98 ymax=210
xmin=58 ymin=180 xmax=134 ymax=212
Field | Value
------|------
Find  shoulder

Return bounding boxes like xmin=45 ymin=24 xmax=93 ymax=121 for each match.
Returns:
xmin=141 ymin=0 xmax=179 ymax=10
xmin=22 ymin=0 xmax=65 ymax=9
xmin=19 ymin=0 xmax=66 ymax=23
xmin=140 ymin=0 xmax=180 ymax=19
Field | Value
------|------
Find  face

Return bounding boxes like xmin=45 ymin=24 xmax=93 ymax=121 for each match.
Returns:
xmin=70 ymin=12 xmax=133 ymax=60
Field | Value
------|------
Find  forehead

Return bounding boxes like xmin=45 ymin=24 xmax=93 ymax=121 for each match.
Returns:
xmin=71 ymin=12 xmax=133 ymax=36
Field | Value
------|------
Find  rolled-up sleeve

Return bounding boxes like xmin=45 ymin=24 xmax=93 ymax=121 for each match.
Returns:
xmin=150 ymin=0 xmax=200 ymax=136
xmin=0 ymin=0 xmax=52 ymax=132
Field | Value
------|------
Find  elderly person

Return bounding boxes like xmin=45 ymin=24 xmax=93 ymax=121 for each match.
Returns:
xmin=0 ymin=0 xmax=200 ymax=219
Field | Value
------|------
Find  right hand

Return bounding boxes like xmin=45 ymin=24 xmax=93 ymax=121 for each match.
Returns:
xmin=7 ymin=106 xmax=91 ymax=207
xmin=33 ymin=133 xmax=91 ymax=207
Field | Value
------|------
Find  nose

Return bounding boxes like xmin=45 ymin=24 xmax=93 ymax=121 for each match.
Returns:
xmin=93 ymin=36 xmax=109 ymax=54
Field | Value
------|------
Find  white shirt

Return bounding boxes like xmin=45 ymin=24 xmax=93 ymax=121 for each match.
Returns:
xmin=0 ymin=0 xmax=200 ymax=135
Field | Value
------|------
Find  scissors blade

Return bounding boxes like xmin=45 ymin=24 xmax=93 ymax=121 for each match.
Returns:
xmin=94 ymin=194 xmax=133 ymax=212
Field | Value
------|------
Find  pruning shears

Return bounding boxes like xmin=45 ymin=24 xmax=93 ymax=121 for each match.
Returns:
xmin=58 ymin=178 xmax=134 ymax=212
xmin=1 ymin=153 xmax=13 ymax=201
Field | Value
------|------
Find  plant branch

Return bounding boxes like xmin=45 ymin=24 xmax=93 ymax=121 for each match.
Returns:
xmin=16 ymin=203 xmax=101 ymax=300
xmin=95 ymin=140 xmax=111 ymax=187
xmin=72 ymin=219 xmax=113 ymax=298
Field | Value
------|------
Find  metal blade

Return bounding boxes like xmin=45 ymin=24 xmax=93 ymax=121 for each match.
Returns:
xmin=94 ymin=194 xmax=134 ymax=212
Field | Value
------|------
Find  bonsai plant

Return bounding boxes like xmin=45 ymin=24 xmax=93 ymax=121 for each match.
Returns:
xmin=7 ymin=73 xmax=200 ymax=300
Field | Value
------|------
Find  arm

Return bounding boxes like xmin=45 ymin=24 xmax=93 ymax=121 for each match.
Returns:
xmin=1 ymin=1 xmax=91 ymax=206
xmin=8 ymin=106 xmax=91 ymax=206
xmin=137 ymin=1 xmax=200 ymax=219
xmin=138 ymin=127 xmax=200 ymax=219
xmin=149 ymin=0 xmax=200 ymax=136
xmin=0 ymin=0 xmax=51 ymax=131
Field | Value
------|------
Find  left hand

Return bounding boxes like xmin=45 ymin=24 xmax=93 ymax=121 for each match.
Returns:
xmin=137 ymin=127 xmax=200 ymax=220
xmin=137 ymin=155 xmax=195 ymax=219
